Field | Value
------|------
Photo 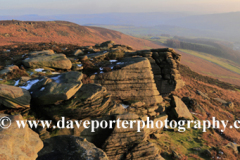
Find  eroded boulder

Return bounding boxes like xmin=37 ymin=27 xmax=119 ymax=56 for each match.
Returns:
xmin=23 ymin=53 xmax=72 ymax=70
xmin=0 ymin=65 xmax=19 ymax=75
xmin=73 ymin=49 xmax=84 ymax=56
xmin=100 ymin=40 xmax=114 ymax=48
xmin=168 ymin=96 xmax=194 ymax=120
xmin=0 ymin=114 xmax=43 ymax=160
xmin=226 ymin=142 xmax=240 ymax=154
xmin=226 ymin=102 xmax=234 ymax=109
xmin=0 ymin=84 xmax=31 ymax=108
xmin=150 ymin=48 xmax=184 ymax=95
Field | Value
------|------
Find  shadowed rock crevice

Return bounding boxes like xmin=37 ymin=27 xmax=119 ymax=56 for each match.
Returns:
xmin=80 ymin=115 xmax=116 ymax=148
xmin=37 ymin=136 xmax=109 ymax=160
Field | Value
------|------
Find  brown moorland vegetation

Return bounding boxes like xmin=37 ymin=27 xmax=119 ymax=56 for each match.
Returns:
xmin=0 ymin=20 xmax=163 ymax=49
xmin=170 ymin=64 xmax=240 ymax=159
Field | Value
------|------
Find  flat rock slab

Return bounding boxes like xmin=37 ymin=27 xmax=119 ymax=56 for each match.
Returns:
xmin=118 ymin=57 xmax=152 ymax=69
xmin=196 ymin=90 xmax=210 ymax=100
xmin=77 ymin=84 xmax=107 ymax=103
xmin=32 ymin=82 xmax=82 ymax=106
xmin=0 ymin=84 xmax=31 ymax=108
xmin=214 ymin=98 xmax=227 ymax=104
xmin=87 ymin=51 xmax=109 ymax=60
xmin=28 ymin=50 xmax=55 ymax=56
xmin=20 ymin=72 xmax=83 ymax=106
xmin=23 ymin=53 xmax=72 ymax=70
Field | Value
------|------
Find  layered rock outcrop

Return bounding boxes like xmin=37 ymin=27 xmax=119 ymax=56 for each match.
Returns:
xmin=91 ymin=57 xmax=163 ymax=106
xmin=125 ymin=141 xmax=165 ymax=160
xmin=122 ymin=47 xmax=184 ymax=96
xmin=90 ymin=57 xmax=164 ymax=118
xmin=102 ymin=113 xmax=164 ymax=160
xmin=39 ymin=83 xmax=114 ymax=121
xmin=0 ymin=41 xmax=191 ymax=160
xmin=150 ymin=48 xmax=184 ymax=95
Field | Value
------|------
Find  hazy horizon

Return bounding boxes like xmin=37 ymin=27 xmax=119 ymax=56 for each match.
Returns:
xmin=1 ymin=0 xmax=240 ymax=16
xmin=1 ymin=0 xmax=240 ymax=44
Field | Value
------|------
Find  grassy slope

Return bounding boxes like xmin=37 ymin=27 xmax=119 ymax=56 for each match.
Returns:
xmin=179 ymin=49 xmax=240 ymax=75
xmin=178 ymin=50 xmax=240 ymax=86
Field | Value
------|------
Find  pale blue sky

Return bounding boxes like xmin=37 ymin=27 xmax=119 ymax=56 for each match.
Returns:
xmin=1 ymin=0 xmax=240 ymax=15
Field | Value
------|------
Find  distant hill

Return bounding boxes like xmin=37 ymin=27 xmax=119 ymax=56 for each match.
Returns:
xmin=2 ymin=12 xmax=240 ymax=42
xmin=0 ymin=20 xmax=163 ymax=49
xmin=0 ymin=12 xmax=192 ymax=26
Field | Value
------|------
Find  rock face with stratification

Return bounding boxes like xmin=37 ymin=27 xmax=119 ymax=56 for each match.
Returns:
xmin=123 ymin=48 xmax=184 ymax=96
xmin=125 ymin=141 xmax=165 ymax=160
xmin=91 ymin=57 xmax=163 ymax=106
xmin=38 ymin=83 xmax=114 ymax=121
xmin=150 ymin=48 xmax=185 ymax=95
xmin=102 ymin=113 xmax=165 ymax=160
xmin=0 ymin=84 xmax=31 ymax=108
xmin=0 ymin=114 xmax=43 ymax=160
